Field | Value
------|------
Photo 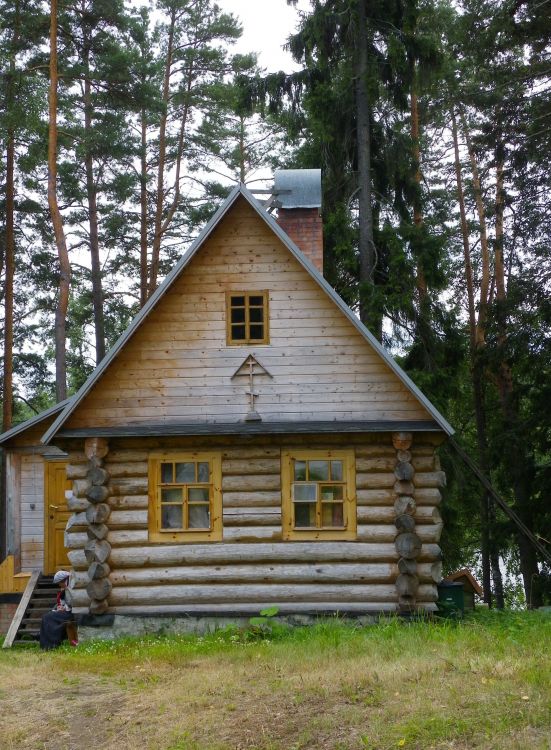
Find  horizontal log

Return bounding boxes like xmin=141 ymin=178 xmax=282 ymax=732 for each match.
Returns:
xmin=67 ymin=494 xmax=90 ymax=512
xmin=73 ymin=478 xmax=92 ymax=498
xmin=109 ymin=495 xmax=149 ymax=510
xmin=66 ymin=512 xmax=87 ymax=532
xmin=105 ymin=461 xmax=148 ymax=478
xmin=108 ymin=530 xmax=148 ymax=546
xmin=356 ymin=526 xmax=396 ymax=543
xmin=66 ymin=464 xmax=88 ymax=480
xmin=223 ymin=491 xmax=281 ymax=508
xmin=67 ymin=549 xmax=87 ymax=569
xmin=74 ymin=602 xmax=416 ymax=615
xmin=107 ymin=563 xmax=397 ymax=587
xmin=109 ymin=542 xmax=400 ymax=568
xmin=411 ymin=444 xmax=439 ymax=456
xmin=65 ymin=531 xmax=88 ymax=550
xmin=221 ymin=447 xmax=281 ymax=460
xmin=355 ymin=457 xmax=396 ymax=473
xmin=398 ymin=558 xmax=417 ymax=576
xmin=222 ymin=508 xmax=280 ymax=527
xmin=106 ymin=450 xmax=149 ymax=463
xmin=415 ymin=488 xmax=442 ymax=506
xmin=395 ymin=532 xmax=422 ymax=559
xmin=411 ymin=455 xmax=435 ymax=471
xmin=107 ymin=583 xmax=409 ymax=605
xmin=357 ymin=506 xmax=439 ymax=524
xmin=109 ymin=510 xmax=148 ymax=529
xmin=223 ymin=527 xmax=283 ymax=542
xmin=414 ymin=471 xmax=446 ymax=489
xmin=356 ymin=473 xmax=394 ymax=490
xmin=355 ymin=446 xmax=396 ymax=458
xmin=222 ymin=458 xmax=280 ymax=476
xmin=222 ymin=475 xmax=281 ymax=492
xmin=109 ymin=478 xmax=148 ymax=496
xmin=89 ymin=598 xmax=109 ymax=615
xmin=394 ymin=480 xmax=414 ymax=495
xmin=396 ymin=573 xmax=419 ymax=597
xmin=356 ymin=488 xmax=394 ymax=506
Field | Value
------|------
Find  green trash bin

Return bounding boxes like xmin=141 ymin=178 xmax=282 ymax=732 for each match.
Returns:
xmin=437 ymin=581 xmax=465 ymax=618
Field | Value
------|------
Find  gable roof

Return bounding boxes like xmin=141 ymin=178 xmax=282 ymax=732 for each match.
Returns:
xmin=42 ymin=183 xmax=454 ymax=443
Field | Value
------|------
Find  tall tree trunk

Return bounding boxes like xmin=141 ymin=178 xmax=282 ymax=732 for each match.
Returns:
xmin=451 ymin=108 xmax=492 ymax=605
xmin=2 ymin=0 xmax=21 ymax=431
xmin=140 ymin=105 xmax=148 ymax=308
xmin=410 ymin=69 xmax=428 ymax=302
xmin=356 ymin=0 xmax=380 ymax=339
xmin=493 ymin=133 xmax=541 ymax=608
xmin=3 ymin=126 xmax=15 ymax=432
xmin=459 ymin=109 xmax=504 ymax=608
xmin=148 ymin=6 xmax=176 ymax=298
xmin=83 ymin=39 xmax=105 ymax=363
xmin=48 ymin=0 xmax=70 ymax=401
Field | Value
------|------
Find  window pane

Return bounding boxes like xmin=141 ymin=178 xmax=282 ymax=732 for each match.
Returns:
xmin=188 ymin=505 xmax=210 ymax=529
xmin=330 ymin=461 xmax=343 ymax=481
xmin=321 ymin=503 xmax=344 ymax=527
xmin=294 ymin=503 xmax=316 ymax=528
xmin=160 ymin=463 xmax=173 ymax=483
xmin=175 ymin=462 xmax=195 ymax=483
xmin=189 ymin=487 xmax=209 ymax=502
xmin=294 ymin=460 xmax=307 ymax=481
xmin=308 ymin=460 xmax=329 ymax=481
xmin=249 ymin=324 xmax=264 ymax=340
xmin=197 ymin=462 xmax=209 ymax=482
xmin=293 ymin=483 xmax=316 ymax=502
xmin=161 ymin=487 xmax=182 ymax=502
xmin=232 ymin=325 xmax=246 ymax=340
xmin=320 ymin=484 xmax=344 ymax=501
xmin=249 ymin=295 xmax=264 ymax=306
xmin=231 ymin=296 xmax=245 ymax=306
xmin=231 ymin=307 xmax=245 ymax=323
xmin=249 ymin=307 xmax=263 ymax=323
xmin=161 ymin=504 xmax=183 ymax=529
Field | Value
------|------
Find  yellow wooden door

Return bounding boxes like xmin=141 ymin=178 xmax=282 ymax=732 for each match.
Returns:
xmin=44 ymin=461 xmax=72 ymax=574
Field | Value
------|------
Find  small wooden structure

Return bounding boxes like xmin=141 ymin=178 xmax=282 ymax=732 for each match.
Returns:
xmin=1 ymin=172 xmax=452 ymax=627
xmin=444 ymin=569 xmax=483 ymax=611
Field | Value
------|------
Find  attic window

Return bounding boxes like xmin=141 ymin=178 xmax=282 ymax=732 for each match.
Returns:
xmin=226 ymin=291 xmax=269 ymax=345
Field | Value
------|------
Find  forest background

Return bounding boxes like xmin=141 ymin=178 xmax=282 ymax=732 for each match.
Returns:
xmin=0 ymin=0 xmax=550 ymax=609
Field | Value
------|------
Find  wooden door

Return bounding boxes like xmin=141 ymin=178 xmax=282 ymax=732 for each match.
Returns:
xmin=44 ymin=461 xmax=72 ymax=574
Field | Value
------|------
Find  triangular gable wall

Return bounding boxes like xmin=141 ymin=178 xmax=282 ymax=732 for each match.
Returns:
xmin=43 ymin=186 xmax=453 ymax=441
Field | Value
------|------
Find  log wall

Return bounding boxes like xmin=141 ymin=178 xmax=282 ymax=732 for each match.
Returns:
xmin=65 ymin=434 xmax=445 ymax=615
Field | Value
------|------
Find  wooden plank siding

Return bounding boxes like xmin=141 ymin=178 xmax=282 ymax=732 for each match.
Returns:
xmin=64 ymin=198 xmax=433 ymax=429
xmin=65 ymin=435 xmax=444 ymax=613
xmin=20 ymin=455 xmax=45 ymax=571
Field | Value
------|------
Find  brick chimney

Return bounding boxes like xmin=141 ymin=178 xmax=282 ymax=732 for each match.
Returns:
xmin=274 ymin=169 xmax=323 ymax=274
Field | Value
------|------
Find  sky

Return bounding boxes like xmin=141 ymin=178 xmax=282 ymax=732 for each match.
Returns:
xmin=213 ymin=0 xmax=311 ymax=72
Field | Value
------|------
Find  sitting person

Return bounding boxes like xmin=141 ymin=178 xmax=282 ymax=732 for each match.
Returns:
xmin=39 ymin=570 xmax=76 ymax=650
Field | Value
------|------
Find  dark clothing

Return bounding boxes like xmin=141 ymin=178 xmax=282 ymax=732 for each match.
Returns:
xmin=39 ymin=589 xmax=73 ymax=650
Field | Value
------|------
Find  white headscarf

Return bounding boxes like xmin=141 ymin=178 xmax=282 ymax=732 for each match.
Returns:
xmin=53 ymin=570 xmax=71 ymax=584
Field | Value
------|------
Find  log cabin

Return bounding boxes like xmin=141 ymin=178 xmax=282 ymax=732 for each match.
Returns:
xmin=0 ymin=170 xmax=452 ymax=637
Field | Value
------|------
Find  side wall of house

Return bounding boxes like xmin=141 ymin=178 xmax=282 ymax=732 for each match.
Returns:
xmin=64 ymin=433 xmax=445 ymax=614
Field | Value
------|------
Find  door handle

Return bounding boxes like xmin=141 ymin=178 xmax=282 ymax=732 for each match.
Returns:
xmin=49 ymin=504 xmax=59 ymax=510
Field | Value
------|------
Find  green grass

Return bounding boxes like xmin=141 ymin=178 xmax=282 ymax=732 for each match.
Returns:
xmin=0 ymin=610 xmax=550 ymax=750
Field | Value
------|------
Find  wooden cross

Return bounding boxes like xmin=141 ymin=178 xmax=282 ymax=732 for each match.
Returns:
xmin=231 ymin=355 xmax=273 ymax=422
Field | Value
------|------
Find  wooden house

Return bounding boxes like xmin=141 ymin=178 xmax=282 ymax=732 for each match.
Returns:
xmin=0 ymin=171 xmax=452 ymax=632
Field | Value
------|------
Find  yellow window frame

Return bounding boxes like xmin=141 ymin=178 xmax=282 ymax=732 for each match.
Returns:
xmin=148 ymin=451 xmax=222 ymax=542
xmin=226 ymin=290 xmax=269 ymax=345
xmin=281 ymin=449 xmax=357 ymax=540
